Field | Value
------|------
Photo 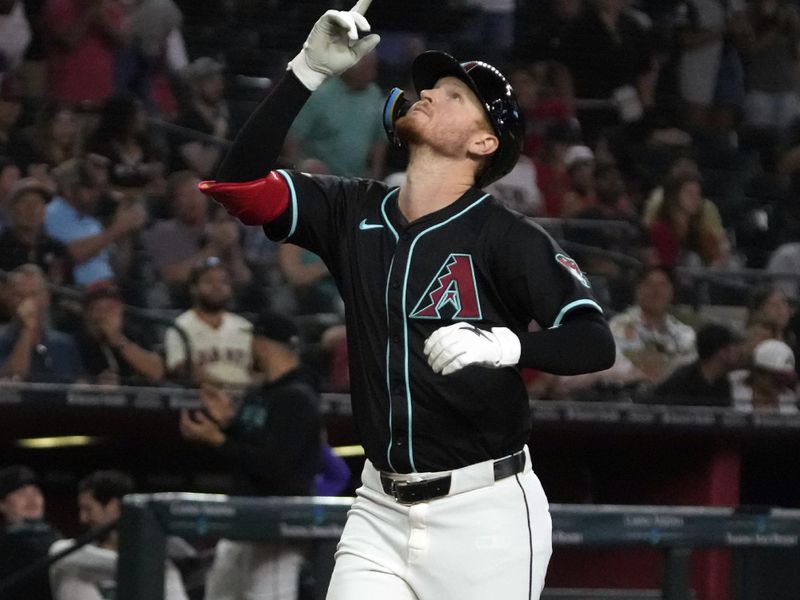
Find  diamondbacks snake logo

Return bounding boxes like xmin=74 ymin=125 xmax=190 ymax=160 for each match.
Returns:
xmin=410 ymin=254 xmax=482 ymax=320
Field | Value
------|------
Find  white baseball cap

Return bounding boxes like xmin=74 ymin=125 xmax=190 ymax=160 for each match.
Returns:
xmin=564 ymin=145 xmax=594 ymax=169
xmin=753 ymin=339 xmax=796 ymax=377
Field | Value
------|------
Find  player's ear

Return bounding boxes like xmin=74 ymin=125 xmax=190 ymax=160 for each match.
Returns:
xmin=468 ymin=131 xmax=499 ymax=159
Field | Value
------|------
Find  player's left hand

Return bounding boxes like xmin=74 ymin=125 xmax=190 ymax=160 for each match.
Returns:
xmin=288 ymin=1 xmax=380 ymax=91
xmin=424 ymin=324 xmax=521 ymax=376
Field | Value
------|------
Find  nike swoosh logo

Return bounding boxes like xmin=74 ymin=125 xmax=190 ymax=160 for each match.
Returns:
xmin=359 ymin=219 xmax=384 ymax=231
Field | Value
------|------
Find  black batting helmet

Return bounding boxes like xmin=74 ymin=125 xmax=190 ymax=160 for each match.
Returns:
xmin=383 ymin=51 xmax=524 ymax=188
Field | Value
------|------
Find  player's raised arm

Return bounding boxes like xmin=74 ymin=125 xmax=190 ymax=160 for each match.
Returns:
xmin=198 ymin=2 xmax=380 ymax=225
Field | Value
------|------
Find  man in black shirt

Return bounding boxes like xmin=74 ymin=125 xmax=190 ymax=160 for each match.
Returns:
xmin=77 ymin=281 xmax=165 ymax=385
xmin=0 ymin=465 xmax=61 ymax=600
xmin=0 ymin=177 xmax=71 ymax=285
xmin=179 ymin=310 xmax=320 ymax=600
xmin=654 ymin=323 xmax=744 ymax=406
xmin=197 ymin=2 xmax=615 ymax=598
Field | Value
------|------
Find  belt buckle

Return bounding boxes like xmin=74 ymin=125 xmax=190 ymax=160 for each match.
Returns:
xmin=387 ymin=478 xmax=424 ymax=505
xmin=389 ymin=478 xmax=409 ymax=501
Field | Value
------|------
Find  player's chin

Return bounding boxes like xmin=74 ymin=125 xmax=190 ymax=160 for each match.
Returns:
xmin=395 ymin=114 xmax=425 ymax=146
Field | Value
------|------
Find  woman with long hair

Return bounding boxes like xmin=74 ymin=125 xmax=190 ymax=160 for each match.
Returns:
xmin=648 ymin=170 xmax=726 ymax=268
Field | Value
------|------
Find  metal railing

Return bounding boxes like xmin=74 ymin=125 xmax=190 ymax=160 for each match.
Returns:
xmin=117 ymin=493 xmax=800 ymax=600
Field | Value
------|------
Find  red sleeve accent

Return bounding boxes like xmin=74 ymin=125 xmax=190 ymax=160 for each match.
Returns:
xmin=198 ymin=172 xmax=290 ymax=226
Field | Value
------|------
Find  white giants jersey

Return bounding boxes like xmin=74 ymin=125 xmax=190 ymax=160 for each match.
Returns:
xmin=165 ymin=310 xmax=253 ymax=385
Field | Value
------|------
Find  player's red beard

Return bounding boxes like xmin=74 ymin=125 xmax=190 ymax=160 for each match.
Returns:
xmin=394 ymin=113 xmax=424 ymax=147
xmin=395 ymin=113 xmax=466 ymax=159
xmin=395 ymin=108 xmax=491 ymax=164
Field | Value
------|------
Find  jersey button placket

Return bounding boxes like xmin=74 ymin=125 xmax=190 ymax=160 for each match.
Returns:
xmin=387 ymin=229 xmax=414 ymax=472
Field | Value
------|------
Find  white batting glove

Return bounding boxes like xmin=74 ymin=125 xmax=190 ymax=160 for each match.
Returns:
xmin=423 ymin=324 xmax=521 ymax=376
xmin=287 ymin=3 xmax=380 ymax=91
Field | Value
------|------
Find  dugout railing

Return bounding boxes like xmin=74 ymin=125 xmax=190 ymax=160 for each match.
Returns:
xmin=117 ymin=493 xmax=800 ymax=600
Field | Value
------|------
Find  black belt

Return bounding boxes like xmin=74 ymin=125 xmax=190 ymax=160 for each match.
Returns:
xmin=379 ymin=450 xmax=526 ymax=505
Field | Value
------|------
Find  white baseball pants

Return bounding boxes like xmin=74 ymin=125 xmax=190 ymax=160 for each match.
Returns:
xmin=326 ymin=445 xmax=552 ymax=600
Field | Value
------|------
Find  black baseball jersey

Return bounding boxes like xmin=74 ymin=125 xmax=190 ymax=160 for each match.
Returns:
xmin=264 ymin=170 xmax=603 ymax=473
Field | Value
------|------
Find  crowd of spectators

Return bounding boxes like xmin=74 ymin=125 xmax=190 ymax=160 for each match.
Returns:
xmin=2 ymin=1 xmax=800 ymax=597
xmin=0 ymin=0 xmax=797 ymax=407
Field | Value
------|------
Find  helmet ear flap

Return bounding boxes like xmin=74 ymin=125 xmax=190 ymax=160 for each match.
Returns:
xmin=383 ymin=87 xmax=412 ymax=147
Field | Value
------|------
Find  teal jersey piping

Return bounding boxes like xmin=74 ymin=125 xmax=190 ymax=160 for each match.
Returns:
xmin=380 ymin=188 xmax=400 ymax=239
xmin=550 ymin=299 xmax=603 ymax=329
xmin=276 ymin=169 xmax=299 ymax=239
xmin=379 ymin=188 xmax=399 ymax=470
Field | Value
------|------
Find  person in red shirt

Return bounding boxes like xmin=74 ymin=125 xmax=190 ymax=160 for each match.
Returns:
xmin=534 ymin=121 xmax=579 ymax=216
xmin=42 ymin=0 xmax=125 ymax=108
xmin=648 ymin=170 xmax=724 ymax=268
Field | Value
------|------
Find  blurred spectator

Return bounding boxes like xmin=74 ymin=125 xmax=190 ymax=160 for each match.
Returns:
xmin=535 ymin=121 xmax=580 ymax=217
xmin=320 ymin=323 xmax=348 ymax=392
xmin=0 ymin=1 xmax=31 ymax=77
xmin=653 ymin=322 xmax=743 ymax=405
xmin=278 ymin=243 xmax=341 ymax=316
xmin=0 ymin=177 xmax=72 ymax=285
xmin=560 ymin=0 xmax=655 ymax=139
xmin=610 ymin=266 xmax=696 ymax=383
xmin=568 ymin=164 xmax=642 ymax=308
xmin=647 ymin=169 xmax=727 ymax=268
xmin=286 ymin=51 xmax=386 ymax=179
xmin=49 ymin=470 xmax=188 ymax=600
xmin=0 ymin=75 xmax=24 ymax=162
xmin=730 ymin=338 xmax=797 ymax=412
xmin=20 ymin=104 xmax=80 ymax=184
xmin=142 ymin=170 xmax=251 ymax=306
xmin=0 ymin=264 xmax=82 ymax=382
xmin=44 ymin=157 xmax=146 ymax=286
xmin=457 ymin=0 xmax=515 ymax=64
xmin=743 ymin=312 xmax=782 ymax=356
xmin=748 ymin=285 xmax=794 ymax=344
xmin=118 ymin=0 xmax=186 ymax=116
xmin=86 ymin=95 xmax=165 ymax=191
xmin=315 ymin=441 xmax=351 ymax=496
xmin=42 ymin=0 xmax=125 ymax=108
xmin=575 ymin=163 xmax=638 ymax=222
xmin=767 ymin=242 xmax=800 ymax=300
xmin=164 ymin=258 xmax=253 ymax=386
xmin=179 ymin=311 xmax=321 ymax=600
xmin=514 ymin=0 xmax=584 ymax=62
xmin=533 ymin=351 xmax=646 ymax=401
xmin=508 ymin=62 xmax=577 ymax=158
xmin=740 ymin=0 xmax=800 ymax=130
xmin=77 ymin=280 xmax=164 ymax=384
xmin=485 ymin=154 xmax=544 ymax=217
xmin=748 ymin=285 xmax=800 ymax=374
xmin=676 ymin=0 xmax=749 ymax=133
xmin=643 ymin=157 xmax=726 ymax=247
xmin=561 ymin=144 xmax=596 ymax=217
xmin=0 ymin=465 xmax=60 ymax=600
xmin=173 ymin=57 xmax=229 ymax=178
xmin=0 ymin=154 xmax=20 ymax=230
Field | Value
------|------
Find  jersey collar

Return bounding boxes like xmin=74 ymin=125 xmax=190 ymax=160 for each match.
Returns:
xmin=385 ymin=187 xmax=488 ymax=233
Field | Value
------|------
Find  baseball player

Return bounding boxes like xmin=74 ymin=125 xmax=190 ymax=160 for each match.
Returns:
xmin=199 ymin=3 xmax=616 ymax=599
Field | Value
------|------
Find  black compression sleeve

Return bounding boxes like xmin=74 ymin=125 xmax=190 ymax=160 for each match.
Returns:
xmin=517 ymin=310 xmax=616 ymax=375
xmin=216 ymin=71 xmax=312 ymax=182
